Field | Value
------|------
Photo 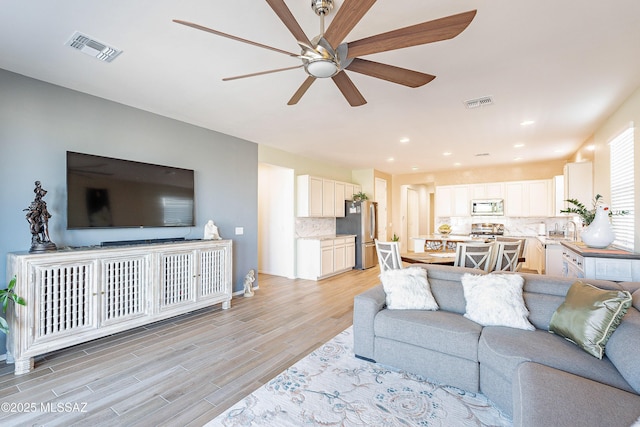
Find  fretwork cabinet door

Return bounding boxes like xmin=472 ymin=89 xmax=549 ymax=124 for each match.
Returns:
xmin=100 ymin=255 xmax=149 ymax=326
xmin=198 ymin=245 xmax=231 ymax=308
xmin=160 ymin=250 xmax=196 ymax=311
xmin=31 ymin=261 xmax=98 ymax=345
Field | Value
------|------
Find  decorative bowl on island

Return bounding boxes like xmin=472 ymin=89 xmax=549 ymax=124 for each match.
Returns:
xmin=438 ymin=224 xmax=452 ymax=235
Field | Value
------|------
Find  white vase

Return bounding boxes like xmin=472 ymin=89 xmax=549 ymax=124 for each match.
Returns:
xmin=580 ymin=205 xmax=615 ymax=248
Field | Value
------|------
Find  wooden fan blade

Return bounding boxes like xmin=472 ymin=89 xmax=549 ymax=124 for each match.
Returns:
xmin=265 ymin=0 xmax=312 ymax=46
xmin=332 ymin=72 xmax=367 ymax=107
xmin=346 ymin=58 xmax=435 ymax=88
xmin=173 ymin=19 xmax=298 ymax=57
xmin=288 ymin=76 xmax=316 ymax=105
xmin=223 ymin=65 xmax=303 ymax=81
xmin=323 ymin=0 xmax=377 ymax=48
xmin=346 ymin=10 xmax=477 ymax=58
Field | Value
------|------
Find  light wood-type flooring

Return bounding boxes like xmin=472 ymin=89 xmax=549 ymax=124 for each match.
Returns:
xmin=0 ymin=267 xmax=381 ymax=426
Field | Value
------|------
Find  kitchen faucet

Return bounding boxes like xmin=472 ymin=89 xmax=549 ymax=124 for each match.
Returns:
xmin=565 ymin=220 xmax=578 ymax=241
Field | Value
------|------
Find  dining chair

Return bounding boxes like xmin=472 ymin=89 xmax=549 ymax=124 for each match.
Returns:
xmin=495 ymin=236 xmax=527 ymax=271
xmin=453 ymin=242 xmax=496 ymax=272
xmin=375 ymin=240 xmax=403 ymax=272
xmin=492 ymin=240 xmax=522 ymax=272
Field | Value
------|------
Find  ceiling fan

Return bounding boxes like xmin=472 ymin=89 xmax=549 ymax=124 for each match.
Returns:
xmin=174 ymin=0 xmax=476 ymax=107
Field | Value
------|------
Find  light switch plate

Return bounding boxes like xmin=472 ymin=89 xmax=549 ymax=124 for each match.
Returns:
xmin=235 ymin=227 xmax=244 ymax=235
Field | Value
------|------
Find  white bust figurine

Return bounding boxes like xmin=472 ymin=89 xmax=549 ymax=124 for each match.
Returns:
xmin=203 ymin=220 xmax=221 ymax=240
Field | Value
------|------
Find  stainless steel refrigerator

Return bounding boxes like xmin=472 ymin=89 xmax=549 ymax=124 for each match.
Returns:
xmin=336 ymin=200 xmax=378 ymax=269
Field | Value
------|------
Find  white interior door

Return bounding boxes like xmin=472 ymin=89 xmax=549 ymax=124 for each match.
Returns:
xmin=375 ymin=177 xmax=388 ymax=241
xmin=407 ymin=188 xmax=419 ymax=246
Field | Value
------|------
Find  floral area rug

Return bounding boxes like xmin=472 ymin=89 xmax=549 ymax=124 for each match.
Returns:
xmin=208 ymin=327 xmax=512 ymax=427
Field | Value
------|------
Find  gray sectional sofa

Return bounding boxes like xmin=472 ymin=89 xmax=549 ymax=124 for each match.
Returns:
xmin=353 ymin=264 xmax=640 ymax=427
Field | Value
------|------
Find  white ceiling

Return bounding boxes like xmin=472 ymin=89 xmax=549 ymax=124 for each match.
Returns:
xmin=2 ymin=0 xmax=640 ymax=174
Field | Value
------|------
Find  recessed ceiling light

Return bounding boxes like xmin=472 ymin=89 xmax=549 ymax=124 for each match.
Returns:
xmin=443 ymin=152 xmax=452 ymax=156
xmin=514 ymin=157 xmax=523 ymax=161
xmin=387 ymin=157 xmax=394 ymax=162
xmin=520 ymin=120 xmax=535 ymax=126
xmin=400 ymin=137 xmax=410 ymax=143
xmin=514 ymin=143 xmax=525 ymax=148
xmin=411 ymin=166 xmax=419 ymax=171
xmin=454 ymin=162 xmax=462 ymax=167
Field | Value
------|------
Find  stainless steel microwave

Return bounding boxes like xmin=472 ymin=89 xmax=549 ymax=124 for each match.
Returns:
xmin=471 ymin=199 xmax=504 ymax=216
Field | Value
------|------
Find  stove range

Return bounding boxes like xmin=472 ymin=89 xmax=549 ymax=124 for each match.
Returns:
xmin=470 ymin=223 xmax=505 ymax=239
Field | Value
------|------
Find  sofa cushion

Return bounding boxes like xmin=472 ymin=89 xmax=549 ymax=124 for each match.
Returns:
xmin=513 ymin=362 xmax=640 ymax=427
xmin=423 ymin=264 xmax=482 ymax=314
xmin=517 ymin=273 xmax=623 ymax=330
xmin=374 ymin=309 xmax=482 ymax=362
xmin=479 ymin=326 xmax=635 ymax=394
xmin=380 ymin=266 xmax=438 ymax=310
xmin=549 ymin=281 xmax=632 ymax=359
xmin=461 ymin=273 xmax=535 ymax=330
xmin=606 ymin=306 xmax=640 ymax=393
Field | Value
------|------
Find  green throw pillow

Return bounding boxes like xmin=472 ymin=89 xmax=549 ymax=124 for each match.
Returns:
xmin=549 ymin=281 xmax=632 ymax=359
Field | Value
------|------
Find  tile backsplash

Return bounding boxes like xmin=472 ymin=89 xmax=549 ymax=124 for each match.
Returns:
xmin=296 ymin=217 xmax=336 ymax=237
xmin=436 ymin=216 xmax=583 ymax=237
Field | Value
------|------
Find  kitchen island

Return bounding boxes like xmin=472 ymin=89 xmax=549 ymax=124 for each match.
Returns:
xmin=560 ymin=241 xmax=640 ymax=281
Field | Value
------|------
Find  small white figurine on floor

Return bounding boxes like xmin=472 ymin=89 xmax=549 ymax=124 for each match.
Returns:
xmin=203 ymin=220 xmax=221 ymax=240
xmin=243 ymin=269 xmax=256 ymax=297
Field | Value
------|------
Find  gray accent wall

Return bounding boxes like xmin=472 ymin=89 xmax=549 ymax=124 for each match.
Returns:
xmin=0 ymin=68 xmax=258 ymax=353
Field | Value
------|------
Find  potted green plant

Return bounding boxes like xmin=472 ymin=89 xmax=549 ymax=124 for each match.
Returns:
xmin=392 ymin=233 xmax=400 ymax=242
xmin=560 ymin=194 xmax=628 ymax=225
xmin=352 ymin=191 xmax=368 ymax=202
xmin=1 ymin=276 xmax=26 ymax=335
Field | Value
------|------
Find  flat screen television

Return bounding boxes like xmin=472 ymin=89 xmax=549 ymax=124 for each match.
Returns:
xmin=67 ymin=151 xmax=195 ymax=229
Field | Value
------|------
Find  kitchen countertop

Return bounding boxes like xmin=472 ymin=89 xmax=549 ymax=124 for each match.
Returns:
xmin=297 ymin=234 xmax=356 ymax=240
xmin=412 ymin=234 xmax=484 ymax=241
xmin=537 ymin=236 xmax=570 ymax=246
xmin=560 ymin=240 xmax=640 ymax=260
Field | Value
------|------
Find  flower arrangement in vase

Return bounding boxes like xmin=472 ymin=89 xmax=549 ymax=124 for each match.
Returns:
xmin=560 ymin=194 xmax=628 ymax=248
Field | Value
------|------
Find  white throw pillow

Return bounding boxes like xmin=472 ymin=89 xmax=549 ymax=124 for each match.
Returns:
xmin=461 ymin=273 xmax=535 ymax=330
xmin=380 ymin=267 xmax=439 ymax=310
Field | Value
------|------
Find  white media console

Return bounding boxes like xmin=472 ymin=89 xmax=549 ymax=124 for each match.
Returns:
xmin=6 ymin=239 xmax=232 ymax=375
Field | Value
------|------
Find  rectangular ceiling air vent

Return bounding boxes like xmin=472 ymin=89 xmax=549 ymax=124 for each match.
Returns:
xmin=66 ymin=31 xmax=122 ymax=62
xmin=464 ymin=96 xmax=494 ymax=109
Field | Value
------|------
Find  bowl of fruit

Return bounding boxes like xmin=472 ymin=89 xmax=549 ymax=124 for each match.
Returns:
xmin=438 ymin=224 xmax=452 ymax=235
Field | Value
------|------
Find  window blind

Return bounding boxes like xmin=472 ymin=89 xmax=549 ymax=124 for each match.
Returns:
xmin=609 ymin=125 xmax=634 ymax=250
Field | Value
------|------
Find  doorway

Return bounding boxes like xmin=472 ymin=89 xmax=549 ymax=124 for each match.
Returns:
xmin=407 ymin=188 xmax=419 ymax=248
xmin=375 ymin=177 xmax=388 ymax=240
xmin=257 ymin=163 xmax=295 ymax=278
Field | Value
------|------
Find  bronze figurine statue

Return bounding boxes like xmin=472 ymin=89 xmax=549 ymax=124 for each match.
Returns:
xmin=24 ymin=181 xmax=57 ymax=252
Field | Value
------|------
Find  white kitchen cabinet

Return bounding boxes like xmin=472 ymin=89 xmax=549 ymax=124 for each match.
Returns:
xmin=564 ymin=162 xmax=593 ymax=209
xmin=562 ymin=243 xmax=640 ymax=281
xmin=298 ymin=175 xmax=356 ymax=217
xmin=297 ymin=236 xmax=356 ymax=280
xmin=322 ymin=179 xmax=336 ymax=217
xmin=7 ymin=240 xmax=232 ymax=374
xmin=297 ymin=175 xmax=324 ymax=217
xmin=470 ymin=182 xmax=504 ymax=199
xmin=505 ymin=180 xmax=552 ymax=217
xmin=334 ymin=181 xmax=346 ymax=217
xmin=553 ymin=175 xmax=565 ymax=216
xmin=544 ymin=241 xmax=564 ymax=276
xmin=523 ymin=237 xmax=544 ymax=274
xmin=436 ymin=185 xmax=470 ymax=217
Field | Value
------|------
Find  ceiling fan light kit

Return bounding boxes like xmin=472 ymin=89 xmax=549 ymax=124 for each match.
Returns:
xmin=174 ymin=1 xmax=477 ymax=106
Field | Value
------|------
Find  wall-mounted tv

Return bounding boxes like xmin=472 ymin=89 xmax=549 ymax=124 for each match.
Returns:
xmin=67 ymin=151 xmax=195 ymax=229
